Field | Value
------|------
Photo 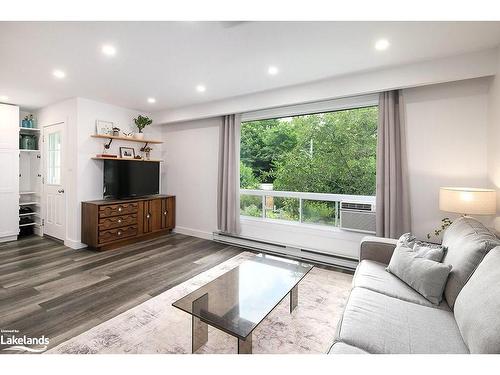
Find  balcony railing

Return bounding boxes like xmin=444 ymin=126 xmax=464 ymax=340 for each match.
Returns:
xmin=240 ymin=189 xmax=375 ymax=228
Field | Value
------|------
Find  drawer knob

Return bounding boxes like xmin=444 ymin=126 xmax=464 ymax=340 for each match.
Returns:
xmin=118 ymin=219 xmax=122 ymax=223
xmin=118 ymin=231 xmax=122 ymax=235
xmin=146 ymin=214 xmax=150 ymax=219
xmin=163 ymin=211 xmax=167 ymax=215
xmin=118 ymin=207 xmax=122 ymax=212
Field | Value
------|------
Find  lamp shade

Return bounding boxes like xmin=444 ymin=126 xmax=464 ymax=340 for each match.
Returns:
xmin=439 ymin=187 xmax=497 ymax=215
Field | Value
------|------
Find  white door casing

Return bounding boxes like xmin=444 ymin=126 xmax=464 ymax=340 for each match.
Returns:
xmin=43 ymin=122 xmax=66 ymax=240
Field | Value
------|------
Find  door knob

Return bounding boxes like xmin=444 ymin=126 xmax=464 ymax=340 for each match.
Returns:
xmin=146 ymin=214 xmax=151 ymax=219
xmin=58 ymin=189 xmax=65 ymax=193
xmin=163 ymin=211 xmax=167 ymax=215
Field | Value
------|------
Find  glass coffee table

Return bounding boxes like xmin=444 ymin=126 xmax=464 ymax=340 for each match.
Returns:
xmin=172 ymin=254 xmax=313 ymax=354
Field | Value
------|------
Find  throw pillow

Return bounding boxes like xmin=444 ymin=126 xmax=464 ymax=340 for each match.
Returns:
xmin=396 ymin=232 xmax=447 ymax=262
xmin=386 ymin=245 xmax=452 ymax=305
xmin=412 ymin=242 xmax=447 ymax=262
xmin=397 ymin=232 xmax=416 ymax=248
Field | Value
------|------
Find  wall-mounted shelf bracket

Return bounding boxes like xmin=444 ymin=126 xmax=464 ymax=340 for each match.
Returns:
xmin=104 ymin=138 xmax=113 ymax=149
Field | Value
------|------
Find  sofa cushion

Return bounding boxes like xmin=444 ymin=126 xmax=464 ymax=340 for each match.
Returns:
xmin=441 ymin=216 xmax=500 ymax=308
xmin=353 ymin=260 xmax=450 ymax=309
xmin=337 ymin=288 xmax=469 ymax=354
xmin=454 ymin=247 xmax=500 ymax=353
xmin=386 ymin=245 xmax=452 ymax=305
xmin=328 ymin=341 xmax=369 ymax=354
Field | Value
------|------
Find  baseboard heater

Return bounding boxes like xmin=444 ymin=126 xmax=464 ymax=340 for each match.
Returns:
xmin=213 ymin=232 xmax=358 ymax=271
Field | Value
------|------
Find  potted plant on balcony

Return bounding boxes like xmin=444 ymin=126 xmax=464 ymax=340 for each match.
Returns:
xmin=133 ymin=115 xmax=153 ymax=140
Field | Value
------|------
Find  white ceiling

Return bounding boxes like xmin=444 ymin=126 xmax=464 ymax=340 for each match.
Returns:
xmin=1 ymin=21 xmax=500 ymax=111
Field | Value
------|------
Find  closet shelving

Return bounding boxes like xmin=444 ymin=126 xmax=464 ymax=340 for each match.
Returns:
xmin=18 ymin=114 xmax=42 ymax=236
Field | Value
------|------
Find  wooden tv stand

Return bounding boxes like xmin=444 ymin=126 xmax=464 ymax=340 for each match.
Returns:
xmin=81 ymin=195 xmax=175 ymax=251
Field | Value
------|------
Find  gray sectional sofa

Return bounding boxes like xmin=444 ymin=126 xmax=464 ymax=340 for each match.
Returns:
xmin=329 ymin=216 xmax=500 ymax=354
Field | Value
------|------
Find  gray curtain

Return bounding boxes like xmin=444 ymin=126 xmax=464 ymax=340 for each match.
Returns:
xmin=217 ymin=114 xmax=241 ymax=234
xmin=376 ymin=90 xmax=411 ymax=238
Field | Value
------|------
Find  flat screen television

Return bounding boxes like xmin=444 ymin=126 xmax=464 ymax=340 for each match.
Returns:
xmin=103 ymin=159 xmax=160 ymax=199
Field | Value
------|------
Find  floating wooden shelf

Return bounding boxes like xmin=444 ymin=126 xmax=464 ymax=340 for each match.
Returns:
xmin=92 ymin=156 xmax=163 ymax=162
xmin=19 ymin=127 xmax=41 ymax=132
xmin=91 ymin=134 xmax=163 ymax=144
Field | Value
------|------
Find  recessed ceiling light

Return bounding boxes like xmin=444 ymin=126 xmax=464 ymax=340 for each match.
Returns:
xmin=102 ymin=44 xmax=117 ymax=56
xmin=53 ymin=69 xmax=66 ymax=79
xmin=0 ymin=95 xmax=9 ymax=101
xmin=196 ymin=84 xmax=206 ymax=93
xmin=268 ymin=66 xmax=279 ymax=75
xmin=147 ymin=97 xmax=156 ymax=104
xmin=375 ymin=39 xmax=390 ymax=51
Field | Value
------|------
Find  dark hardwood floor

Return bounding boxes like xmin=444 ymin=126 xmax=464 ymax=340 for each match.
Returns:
xmin=0 ymin=233 xmax=243 ymax=351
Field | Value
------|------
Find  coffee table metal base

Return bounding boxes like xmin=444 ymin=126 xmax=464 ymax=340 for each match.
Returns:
xmin=191 ymin=285 xmax=300 ymax=354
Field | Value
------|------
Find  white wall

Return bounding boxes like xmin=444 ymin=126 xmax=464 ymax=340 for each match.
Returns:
xmin=488 ymin=49 xmax=500 ymax=231
xmin=38 ymin=97 xmax=162 ymax=248
xmin=153 ymin=48 xmax=498 ymax=125
xmin=162 ymin=117 xmax=220 ymax=239
xmin=404 ymin=78 xmax=492 ymax=240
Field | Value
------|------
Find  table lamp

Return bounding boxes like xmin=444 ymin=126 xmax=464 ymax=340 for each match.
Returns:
xmin=439 ymin=187 xmax=497 ymax=216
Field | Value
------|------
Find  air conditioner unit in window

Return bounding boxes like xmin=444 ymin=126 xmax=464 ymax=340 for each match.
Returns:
xmin=340 ymin=201 xmax=376 ymax=234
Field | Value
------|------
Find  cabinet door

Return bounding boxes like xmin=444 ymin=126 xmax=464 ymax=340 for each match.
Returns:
xmin=0 ymin=104 xmax=19 ymax=149
xmin=161 ymin=198 xmax=168 ymax=228
xmin=0 ymin=150 xmax=20 ymax=239
xmin=150 ymin=198 xmax=163 ymax=232
xmin=165 ymin=197 xmax=175 ymax=229
xmin=143 ymin=200 xmax=151 ymax=233
xmin=144 ymin=198 xmax=163 ymax=233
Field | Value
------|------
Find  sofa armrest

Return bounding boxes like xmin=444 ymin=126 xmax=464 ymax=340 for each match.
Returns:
xmin=359 ymin=236 xmax=398 ymax=265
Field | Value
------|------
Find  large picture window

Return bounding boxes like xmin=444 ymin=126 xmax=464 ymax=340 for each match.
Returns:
xmin=240 ymin=106 xmax=378 ymax=226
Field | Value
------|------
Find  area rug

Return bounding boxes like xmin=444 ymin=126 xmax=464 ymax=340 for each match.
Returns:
xmin=47 ymin=252 xmax=353 ymax=354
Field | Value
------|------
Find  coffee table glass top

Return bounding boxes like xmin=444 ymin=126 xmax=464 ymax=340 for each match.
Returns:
xmin=172 ymin=254 xmax=313 ymax=339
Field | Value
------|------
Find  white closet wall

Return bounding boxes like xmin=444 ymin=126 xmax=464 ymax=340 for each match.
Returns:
xmin=0 ymin=103 xmax=20 ymax=242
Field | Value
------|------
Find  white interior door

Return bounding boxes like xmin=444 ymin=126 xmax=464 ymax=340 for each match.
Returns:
xmin=43 ymin=123 xmax=66 ymax=240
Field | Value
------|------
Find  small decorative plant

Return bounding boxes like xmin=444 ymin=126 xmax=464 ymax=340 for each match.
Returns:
xmin=427 ymin=217 xmax=453 ymax=240
xmin=133 ymin=115 xmax=153 ymax=133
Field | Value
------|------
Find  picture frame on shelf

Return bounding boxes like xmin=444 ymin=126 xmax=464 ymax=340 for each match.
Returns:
xmin=119 ymin=147 xmax=135 ymax=159
xmin=95 ymin=120 xmax=114 ymax=135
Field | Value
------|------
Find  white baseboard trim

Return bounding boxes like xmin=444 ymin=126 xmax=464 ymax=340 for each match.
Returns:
xmin=174 ymin=226 xmax=214 ymax=240
xmin=64 ymin=238 xmax=87 ymax=250
xmin=0 ymin=235 xmax=18 ymax=243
